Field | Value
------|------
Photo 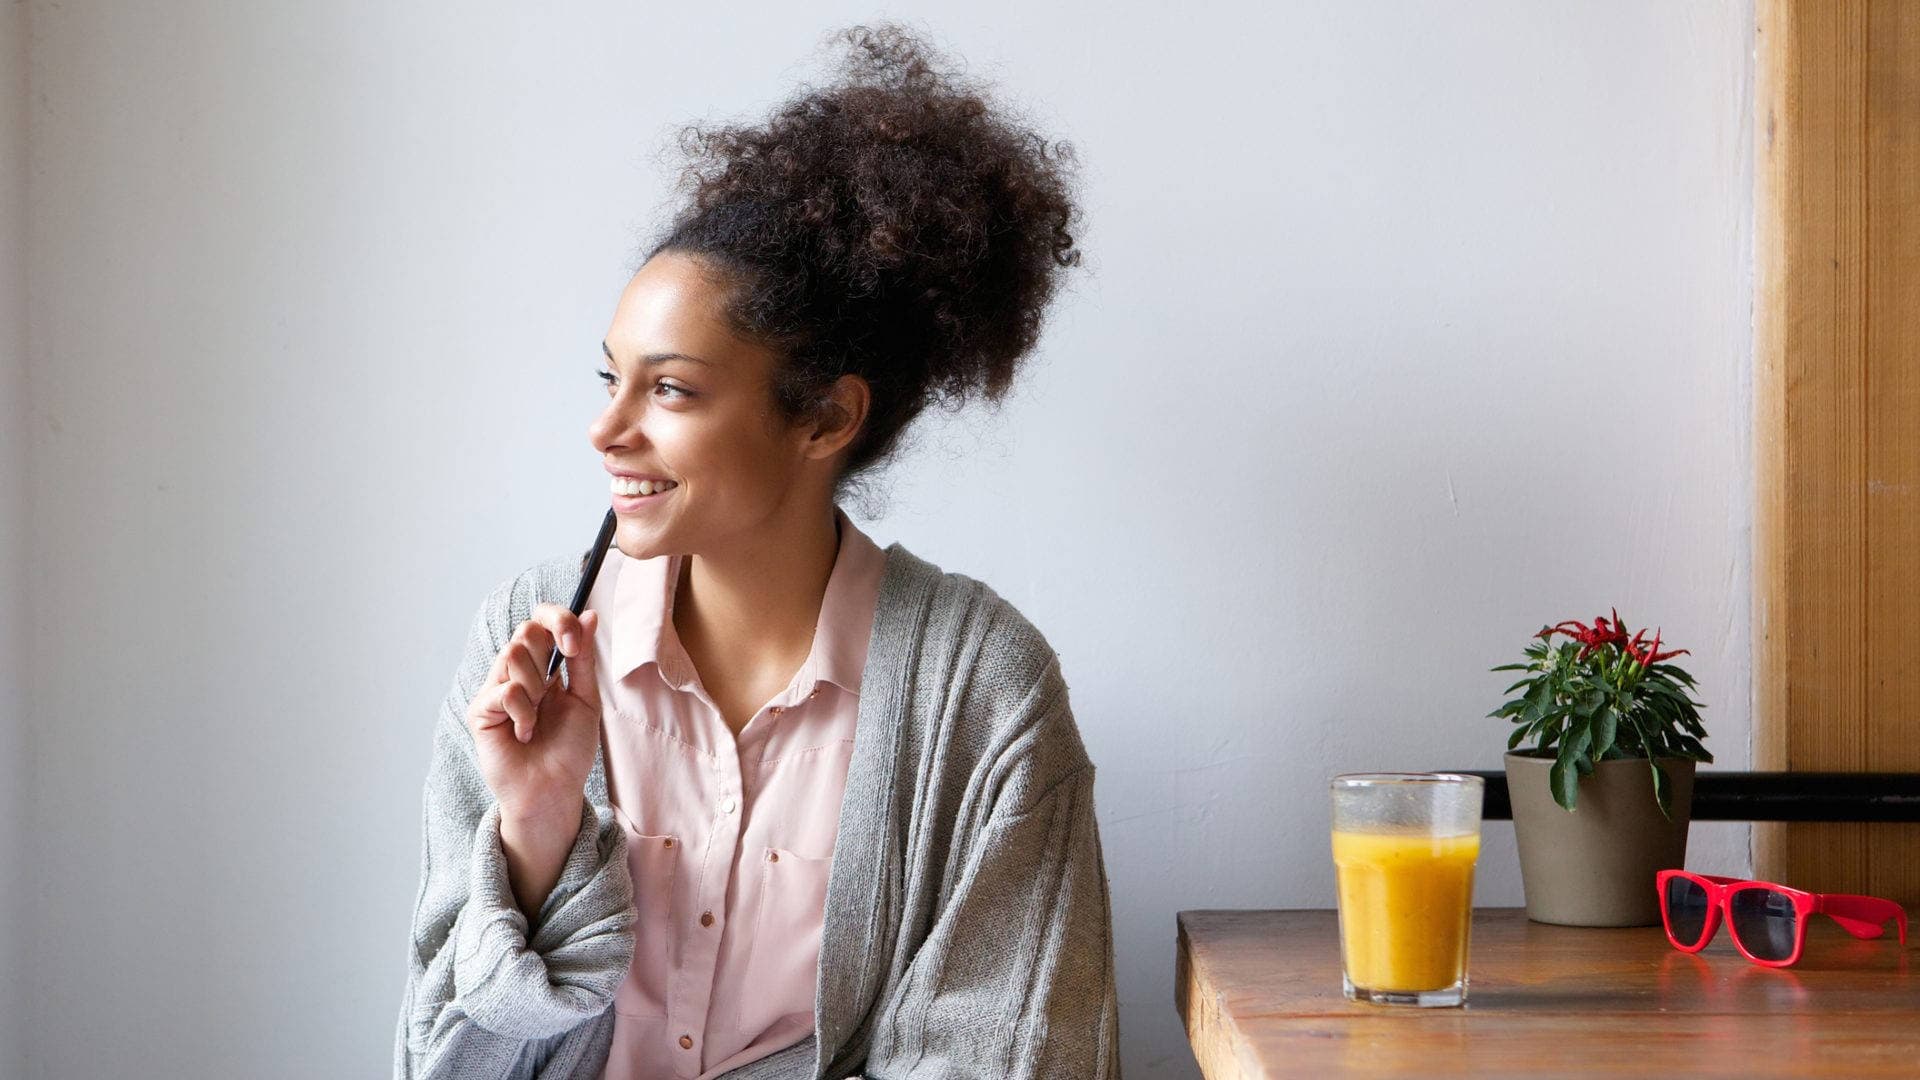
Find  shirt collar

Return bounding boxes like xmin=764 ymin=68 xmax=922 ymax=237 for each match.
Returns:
xmin=607 ymin=505 xmax=888 ymax=697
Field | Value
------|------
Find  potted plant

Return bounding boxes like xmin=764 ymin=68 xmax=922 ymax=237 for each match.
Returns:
xmin=1488 ymin=610 xmax=1712 ymax=926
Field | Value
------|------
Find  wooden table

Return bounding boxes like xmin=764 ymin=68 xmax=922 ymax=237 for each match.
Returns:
xmin=1176 ymin=908 xmax=1919 ymax=1078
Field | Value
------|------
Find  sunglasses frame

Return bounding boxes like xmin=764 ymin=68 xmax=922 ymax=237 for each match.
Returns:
xmin=1656 ymin=869 xmax=1909 ymax=968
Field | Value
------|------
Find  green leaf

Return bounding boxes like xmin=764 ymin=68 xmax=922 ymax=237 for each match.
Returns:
xmin=1639 ymin=722 xmax=1673 ymax=758
xmin=1647 ymin=681 xmax=1689 ymax=702
xmin=1652 ymin=664 xmax=1697 ymax=686
xmin=1620 ymin=714 xmax=1678 ymax=818
xmin=1651 ymin=760 xmax=1674 ymax=821
xmin=1619 ymin=711 xmax=1645 ymax=748
xmin=1491 ymin=663 xmax=1532 ymax=673
xmin=1592 ymin=706 xmax=1618 ymax=760
xmin=1566 ymin=711 xmax=1591 ymax=748
xmin=1642 ymin=698 xmax=1675 ymax=734
xmin=1674 ymin=734 xmax=1709 ymax=759
xmin=1508 ymin=724 xmax=1531 ymax=750
xmin=1550 ymin=755 xmax=1579 ymax=812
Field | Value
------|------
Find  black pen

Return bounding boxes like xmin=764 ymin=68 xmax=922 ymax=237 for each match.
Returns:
xmin=546 ymin=507 xmax=619 ymax=681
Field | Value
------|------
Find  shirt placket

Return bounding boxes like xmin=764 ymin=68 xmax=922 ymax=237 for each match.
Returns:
xmin=658 ymin=644 xmax=824 ymax=1075
xmin=660 ymin=692 xmax=736 ymax=1077
xmin=670 ymin=684 xmax=815 ymax=1075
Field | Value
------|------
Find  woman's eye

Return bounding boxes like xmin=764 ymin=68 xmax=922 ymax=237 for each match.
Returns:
xmin=597 ymin=368 xmax=692 ymax=401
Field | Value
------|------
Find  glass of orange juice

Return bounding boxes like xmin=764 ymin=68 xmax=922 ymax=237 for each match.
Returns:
xmin=1330 ymin=772 xmax=1484 ymax=1007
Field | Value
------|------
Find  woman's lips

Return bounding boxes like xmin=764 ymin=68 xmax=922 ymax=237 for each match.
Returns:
xmin=612 ymin=485 xmax=676 ymax=512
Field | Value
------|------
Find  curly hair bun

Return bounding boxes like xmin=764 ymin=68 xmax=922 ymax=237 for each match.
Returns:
xmin=644 ymin=20 xmax=1085 ymax=488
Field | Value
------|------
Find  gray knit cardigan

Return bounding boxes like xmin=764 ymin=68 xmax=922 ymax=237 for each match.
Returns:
xmin=395 ymin=541 xmax=1123 ymax=1079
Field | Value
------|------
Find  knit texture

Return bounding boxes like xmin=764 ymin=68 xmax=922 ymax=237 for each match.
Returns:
xmin=395 ymin=541 xmax=1122 ymax=1079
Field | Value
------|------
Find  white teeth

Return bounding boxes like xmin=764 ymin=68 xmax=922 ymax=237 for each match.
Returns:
xmin=610 ymin=477 xmax=677 ymax=497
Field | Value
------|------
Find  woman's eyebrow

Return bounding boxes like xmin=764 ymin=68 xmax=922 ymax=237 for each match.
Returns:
xmin=602 ymin=340 xmax=715 ymax=369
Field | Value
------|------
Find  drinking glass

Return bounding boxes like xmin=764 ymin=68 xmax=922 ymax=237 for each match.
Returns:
xmin=1329 ymin=772 xmax=1485 ymax=1006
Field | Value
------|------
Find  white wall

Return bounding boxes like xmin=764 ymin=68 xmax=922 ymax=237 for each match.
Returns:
xmin=16 ymin=1 xmax=1753 ymax=1076
xmin=2 ymin=1 xmax=31 ymax=1076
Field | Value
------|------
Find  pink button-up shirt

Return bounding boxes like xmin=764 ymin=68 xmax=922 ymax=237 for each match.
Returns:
xmin=585 ymin=505 xmax=888 ymax=1080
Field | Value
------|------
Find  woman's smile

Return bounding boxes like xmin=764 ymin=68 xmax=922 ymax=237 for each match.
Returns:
xmin=609 ymin=474 xmax=680 ymax=512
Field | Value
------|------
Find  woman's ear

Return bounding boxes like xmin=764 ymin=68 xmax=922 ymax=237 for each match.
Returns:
xmin=804 ymin=373 xmax=871 ymax=460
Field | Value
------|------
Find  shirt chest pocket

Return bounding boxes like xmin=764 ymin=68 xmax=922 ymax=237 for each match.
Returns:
xmin=612 ymin=808 xmax=679 ymax=1019
xmin=733 ymin=846 xmax=833 ymax=1036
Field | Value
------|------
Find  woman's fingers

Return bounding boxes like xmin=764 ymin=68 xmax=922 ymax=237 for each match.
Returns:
xmin=469 ymin=700 xmax=510 ymax=734
xmin=500 ymin=678 xmax=540 ymax=743
xmin=502 ymin=637 xmax=544 ymax=708
xmin=474 ymin=640 xmax=544 ymax=744
xmin=528 ymin=602 xmax=588 ymax=671
xmin=565 ymin=610 xmax=600 ymax=710
xmin=472 ymin=604 xmax=596 ymax=746
xmin=468 ymin=672 xmax=512 ymax=735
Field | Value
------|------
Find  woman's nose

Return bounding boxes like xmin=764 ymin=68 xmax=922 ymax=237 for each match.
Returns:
xmin=589 ymin=402 xmax=645 ymax=451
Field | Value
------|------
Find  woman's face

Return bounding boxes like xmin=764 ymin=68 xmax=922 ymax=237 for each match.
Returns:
xmin=588 ymin=250 xmax=835 ymax=561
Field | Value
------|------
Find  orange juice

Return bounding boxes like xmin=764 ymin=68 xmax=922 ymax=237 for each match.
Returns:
xmin=1331 ymin=829 xmax=1480 ymax=992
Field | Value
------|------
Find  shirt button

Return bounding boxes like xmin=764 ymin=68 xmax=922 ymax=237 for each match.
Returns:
xmin=720 ymin=796 xmax=738 ymax=815
xmin=678 ymin=1034 xmax=694 ymax=1050
xmin=768 ymin=850 xmax=780 ymax=863
xmin=769 ymin=705 xmax=784 ymax=715
xmin=809 ymin=688 xmax=819 ymax=699
xmin=700 ymin=911 xmax=714 ymax=927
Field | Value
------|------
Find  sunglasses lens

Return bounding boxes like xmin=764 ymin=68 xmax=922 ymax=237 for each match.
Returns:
xmin=1729 ymin=888 xmax=1799 ymax=961
xmin=1664 ymin=875 xmax=1712 ymax=947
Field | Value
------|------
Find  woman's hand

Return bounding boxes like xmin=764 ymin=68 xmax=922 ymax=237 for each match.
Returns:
xmin=465 ymin=603 xmax=604 ymax=824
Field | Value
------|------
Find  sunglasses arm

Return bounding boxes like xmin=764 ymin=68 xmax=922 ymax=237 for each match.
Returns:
xmin=1816 ymin=893 xmax=1909 ymax=944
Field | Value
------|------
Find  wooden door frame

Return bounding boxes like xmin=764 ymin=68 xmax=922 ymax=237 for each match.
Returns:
xmin=1753 ymin=0 xmax=1920 ymax=901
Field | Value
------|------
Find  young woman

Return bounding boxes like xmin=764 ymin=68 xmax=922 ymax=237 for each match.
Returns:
xmin=396 ymin=23 xmax=1119 ymax=1080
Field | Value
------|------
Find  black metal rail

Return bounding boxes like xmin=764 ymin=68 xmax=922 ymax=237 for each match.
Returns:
xmin=1455 ymin=770 xmax=1920 ymax=822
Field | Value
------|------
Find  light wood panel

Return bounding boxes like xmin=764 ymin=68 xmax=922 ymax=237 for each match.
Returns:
xmin=1753 ymin=0 xmax=1920 ymax=902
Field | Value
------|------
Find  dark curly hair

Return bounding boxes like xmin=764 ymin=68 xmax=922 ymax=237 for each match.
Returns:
xmin=636 ymin=21 xmax=1085 ymax=505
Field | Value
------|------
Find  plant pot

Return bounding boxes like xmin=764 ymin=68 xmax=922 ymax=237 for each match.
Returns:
xmin=1504 ymin=751 xmax=1696 ymax=927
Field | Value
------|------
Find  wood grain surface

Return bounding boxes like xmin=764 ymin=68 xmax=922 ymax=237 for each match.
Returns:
xmin=1753 ymin=0 xmax=1920 ymax=902
xmin=1177 ymin=908 xmax=1918 ymax=1078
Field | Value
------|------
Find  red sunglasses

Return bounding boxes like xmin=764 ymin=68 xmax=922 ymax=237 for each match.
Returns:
xmin=1656 ymin=869 xmax=1909 ymax=967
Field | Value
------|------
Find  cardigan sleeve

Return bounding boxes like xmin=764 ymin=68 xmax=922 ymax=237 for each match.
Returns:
xmin=862 ymin=705 xmax=1124 ymax=1079
xmin=393 ymin=573 xmax=637 ymax=1079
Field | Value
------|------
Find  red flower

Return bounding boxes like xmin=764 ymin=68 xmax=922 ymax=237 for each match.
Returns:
xmin=1538 ymin=609 xmax=1632 ymax=660
xmin=1627 ymin=626 xmax=1690 ymax=666
xmin=1539 ymin=610 xmax=1690 ymax=666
